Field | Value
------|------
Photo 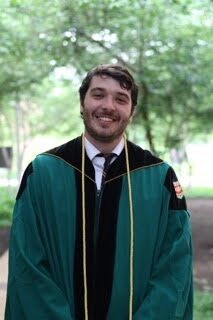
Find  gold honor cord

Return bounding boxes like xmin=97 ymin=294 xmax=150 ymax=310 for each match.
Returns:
xmin=81 ymin=134 xmax=134 ymax=320
xmin=81 ymin=134 xmax=89 ymax=320
xmin=124 ymin=135 xmax=134 ymax=320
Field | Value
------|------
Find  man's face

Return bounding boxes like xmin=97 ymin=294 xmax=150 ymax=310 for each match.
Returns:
xmin=81 ymin=75 xmax=133 ymax=144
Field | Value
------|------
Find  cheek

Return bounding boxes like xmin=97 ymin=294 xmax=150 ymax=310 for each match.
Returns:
xmin=120 ymin=108 xmax=132 ymax=120
xmin=83 ymin=99 xmax=99 ymax=112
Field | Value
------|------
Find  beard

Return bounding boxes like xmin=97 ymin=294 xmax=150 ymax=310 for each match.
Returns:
xmin=82 ymin=108 xmax=130 ymax=143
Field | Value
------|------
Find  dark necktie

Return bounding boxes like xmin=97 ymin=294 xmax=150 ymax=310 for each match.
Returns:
xmin=97 ymin=153 xmax=116 ymax=187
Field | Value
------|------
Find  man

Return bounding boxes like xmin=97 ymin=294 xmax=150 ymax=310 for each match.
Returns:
xmin=5 ymin=64 xmax=193 ymax=319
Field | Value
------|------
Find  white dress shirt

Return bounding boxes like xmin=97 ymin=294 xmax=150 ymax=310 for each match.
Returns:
xmin=84 ymin=137 xmax=124 ymax=190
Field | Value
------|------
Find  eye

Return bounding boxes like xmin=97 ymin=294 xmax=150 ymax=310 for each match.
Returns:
xmin=116 ymin=97 xmax=127 ymax=104
xmin=92 ymin=93 xmax=104 ymax=99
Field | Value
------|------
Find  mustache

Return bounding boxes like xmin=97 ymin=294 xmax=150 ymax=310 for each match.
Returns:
xmin=94 ymin=111 xmax=119 ymax=120
xmin=80 ymin=108 xmax=120 ymax=121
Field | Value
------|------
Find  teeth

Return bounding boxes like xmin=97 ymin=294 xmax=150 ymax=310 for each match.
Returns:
xmin=98 ymin=116 xmax=113 ymax=122
xmin=100 ymin=117 xmax=112 ymax=122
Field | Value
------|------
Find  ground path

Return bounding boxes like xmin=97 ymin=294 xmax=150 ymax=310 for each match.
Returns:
xmin=188 ymin=199 xmax=213 ymax=291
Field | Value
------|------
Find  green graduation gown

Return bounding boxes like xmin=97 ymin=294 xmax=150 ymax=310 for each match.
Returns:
xmin=5 ymin=136 xmax=193 ymax=319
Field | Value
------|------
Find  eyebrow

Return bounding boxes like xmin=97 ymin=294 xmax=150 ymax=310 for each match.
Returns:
xmin=90 ymin=87 xmax=130 ymax=100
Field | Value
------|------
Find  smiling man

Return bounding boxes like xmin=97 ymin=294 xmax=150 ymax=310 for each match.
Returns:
xmin=81 ymin=75 xmax=132 ymax=148
xmin=5 ymin=64 xmax=193 ymax=320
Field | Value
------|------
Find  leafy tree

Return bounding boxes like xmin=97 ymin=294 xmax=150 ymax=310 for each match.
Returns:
xmin=53 ymin=0 xmax=213 ymax=153
xmin=0 ymin=0 xmax=212 ymax=157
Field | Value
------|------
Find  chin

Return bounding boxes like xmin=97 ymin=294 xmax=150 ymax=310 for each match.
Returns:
xmin=94 ymin=132 xmax=122 ymax=143
xmin=93 ymin=134 xmax=113 ymax=142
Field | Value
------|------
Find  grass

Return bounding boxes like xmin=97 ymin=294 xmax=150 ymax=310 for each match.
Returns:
xmin=184 ymin=187 xmax=213 ymax=198
xmin=194 ymin=291 xmax=213 ymax=319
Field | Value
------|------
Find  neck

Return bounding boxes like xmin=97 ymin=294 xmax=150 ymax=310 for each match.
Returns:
xmin=84 ymin=133 xmax=123 ymax=153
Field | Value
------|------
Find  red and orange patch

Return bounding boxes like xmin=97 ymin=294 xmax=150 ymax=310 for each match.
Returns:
xmin=173 ymin=181 xmax=184 ymax=199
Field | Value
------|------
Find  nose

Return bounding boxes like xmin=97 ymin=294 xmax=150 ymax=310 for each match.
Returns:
xmin=103 ymin=95 xmax=115 ymax=111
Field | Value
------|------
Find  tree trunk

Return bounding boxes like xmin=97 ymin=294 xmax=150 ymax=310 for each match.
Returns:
xmin=139 ymin=82 xmax=156 ymax=154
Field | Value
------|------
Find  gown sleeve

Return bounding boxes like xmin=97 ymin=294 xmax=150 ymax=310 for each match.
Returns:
xmin=133 ymin=167 xmax=193 ymax=320
xmin=4 ymin=163 xmax=74 ymax=320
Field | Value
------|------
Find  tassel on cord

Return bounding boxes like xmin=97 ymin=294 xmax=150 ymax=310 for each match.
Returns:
xmin=81 ymin=134 xmax=134 ymax=320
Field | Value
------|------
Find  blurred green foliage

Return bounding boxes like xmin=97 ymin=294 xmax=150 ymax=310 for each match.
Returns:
xmin=0 ymin=0 xmax=212 ymax=157
xmin=194 ymin=291 xmax=213 ymax=320
xmin=185 ymin=187 xmax=213 ymax=198
xmin=0 ymin=187 xmax=15 ymax=227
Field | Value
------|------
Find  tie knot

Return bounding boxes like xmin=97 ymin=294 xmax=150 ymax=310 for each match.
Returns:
xmin=96 ymin=153 xmax=115 ymax=160
xmin=96 ymin=153 xmax=116 ymax=187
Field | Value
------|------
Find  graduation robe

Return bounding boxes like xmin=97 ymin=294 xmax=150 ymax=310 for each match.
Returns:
xmin=5 ymin=136 xmax=193 ymax=319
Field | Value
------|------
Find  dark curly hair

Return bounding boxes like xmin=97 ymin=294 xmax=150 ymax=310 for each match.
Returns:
xmin=79 ymin=64 xmax=138 ymax=114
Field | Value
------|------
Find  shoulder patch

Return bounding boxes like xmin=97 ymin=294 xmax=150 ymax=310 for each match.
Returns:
xmin=173 ymin=181 xmax=184 ymax=199
xmin=164 ymin=167 xmax=187 ymax=210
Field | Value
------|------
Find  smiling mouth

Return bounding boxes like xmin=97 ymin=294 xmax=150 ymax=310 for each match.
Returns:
xmin=95 ymin=115 xmax=115 ymax=122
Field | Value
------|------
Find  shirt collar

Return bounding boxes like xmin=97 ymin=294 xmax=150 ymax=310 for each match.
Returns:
xmin=84 ymin=136 xmax=124 ymax=161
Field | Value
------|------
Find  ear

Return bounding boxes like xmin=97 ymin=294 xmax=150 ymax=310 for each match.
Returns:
xmin=129 ymin=107 xmax=136 ymax=122
xmin=80 ymin=104 xmax=84 ymax=115
xmin=129 ymin=113 xmax=134 ymax=123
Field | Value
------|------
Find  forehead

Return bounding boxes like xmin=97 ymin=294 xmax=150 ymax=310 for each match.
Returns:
xmin=88 ymin=75 xmax=131 ymax=96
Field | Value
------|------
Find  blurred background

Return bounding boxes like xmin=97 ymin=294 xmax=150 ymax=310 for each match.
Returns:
xmin=0 ymin=0 xmax=212 ymax=318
